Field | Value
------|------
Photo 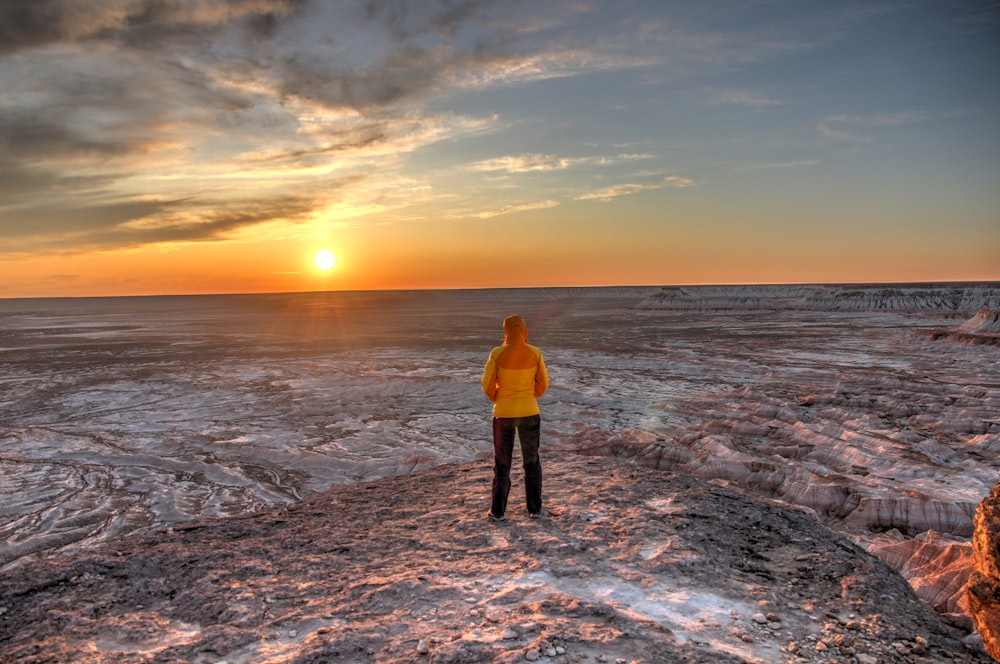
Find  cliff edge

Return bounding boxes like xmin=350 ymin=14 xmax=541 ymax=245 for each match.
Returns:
xmin=0 ymin=454 xmax=988 ymax=663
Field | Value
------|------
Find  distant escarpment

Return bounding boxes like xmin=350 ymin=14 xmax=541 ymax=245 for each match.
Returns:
xmin=969 ymin=479 xmax=1000 ymax=661
xmin=637 ymin=283 xmax=1000 ymax=311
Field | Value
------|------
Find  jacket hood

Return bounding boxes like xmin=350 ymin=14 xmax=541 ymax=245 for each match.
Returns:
xmin=503 ymin=314 xmax=527 ymax=344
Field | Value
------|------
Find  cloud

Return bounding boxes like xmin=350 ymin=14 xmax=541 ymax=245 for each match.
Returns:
xmin=0 ymin=107 xmax=145 ymax=162
xmin=471 ymin=152 xmax=654 ymax=174
xmin=663 ymin=176 xmax=695 ymax=188
xmin=471 ymin=154 xmax=584 ymax=173
xmin=577 ymin=176 xmax=694 ymax=202
xmin=817 ymin=122 xmax=873 ymax=145
xmin=0 ymin=0 xmax=304 ymax=54
xmin=1 ymin=199 xmax=173 ymax=240
xmin=736 ymin=160 xmax=819 ymax=171
xmin=818 ymin=110 xmax=945 ymax=146
xmin=825 ymin=111 xmax=932 ymax=127
xmin=710 ymin=91 xmax=786 ymax=107
xmin=1 ymin=193 xmax=321 ymax=255
xmin=475 ymin=199 xmax=559 ymax=219
xmin=259 ymin=1 xmax=574 ymax=113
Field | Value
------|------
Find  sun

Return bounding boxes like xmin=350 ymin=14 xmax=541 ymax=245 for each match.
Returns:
xmin=314 ymin=249 xmax=336 ymax=271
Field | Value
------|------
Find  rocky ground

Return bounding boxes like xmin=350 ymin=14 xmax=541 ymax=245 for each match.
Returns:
xmin=0 ymin=453 xmax=990 ymax=664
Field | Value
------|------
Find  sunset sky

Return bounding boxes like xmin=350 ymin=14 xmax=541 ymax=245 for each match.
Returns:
xmin=1 ymin=0 xmax=998 ymax=298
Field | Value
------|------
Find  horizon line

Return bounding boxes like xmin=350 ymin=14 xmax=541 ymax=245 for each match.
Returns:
xmin=3 ymin=279 xmax=1000 ymax=303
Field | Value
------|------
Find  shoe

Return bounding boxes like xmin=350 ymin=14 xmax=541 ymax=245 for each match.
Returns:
xmin=487 ymin=512 xmax=506 ymax=522
xmin=529 ymin=512 xmax=542 ymax=519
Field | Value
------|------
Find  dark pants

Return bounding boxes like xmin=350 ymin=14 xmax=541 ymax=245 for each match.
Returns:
xmin=491 ymin=415 xmax=542 ymax=517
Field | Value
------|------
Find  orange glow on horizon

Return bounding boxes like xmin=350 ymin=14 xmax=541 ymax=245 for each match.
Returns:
xmin=0 ymin=216 xmax=998 ymax=299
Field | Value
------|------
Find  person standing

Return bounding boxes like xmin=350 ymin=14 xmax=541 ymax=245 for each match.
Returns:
xmin=481 ymin=314 xmax=549 ymax=521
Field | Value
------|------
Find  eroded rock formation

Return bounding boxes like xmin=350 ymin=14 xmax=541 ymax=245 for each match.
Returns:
xmin=870 ymin=532 xmax=974 ymax=630
xmin=969 ymin=479 xmax=1000 ymax=661
xmin=959 ymin=311 xmax=1000 ymax=335
xmin=930 ymin=310 xmax=1000 ymax=347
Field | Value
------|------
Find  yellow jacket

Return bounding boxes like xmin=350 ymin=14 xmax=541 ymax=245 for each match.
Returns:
xmin=481 ymin=341 xmax=549 ymax=418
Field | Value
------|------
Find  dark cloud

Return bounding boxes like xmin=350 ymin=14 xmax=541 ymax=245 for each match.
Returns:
xmin=274 ymin=1 xmax=520 ymax=111
xmin=0 ymin=200 xmax=176 ymax=252
xmin=277 ymin=47 xmax=451 ymax=111
xmin=0 ymin=109 xmax=144 ymax=214
xmin=0 ymin=193 xmax=323 ymax=255
xmin=80 ymin=194 xmax=323 ymax=249
xmin=250 ymin=129 xmax=390 ymax=169
xmin=0 ymin=112 xmax=135 ymax=161
xmin=0 ymin=0 xmax=306 ymax=54
xmin=243 ymin=7 xmax=289 ymax=38
xmin=359 ymin=0 xmax=505 ymax=40
xmin=0 ymin=161 xmax=122 ymax=205
xmin=0 ymin=165 xmax=59 ymax=203
xmin=0 ymin=0 xmax=74 ymax=54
